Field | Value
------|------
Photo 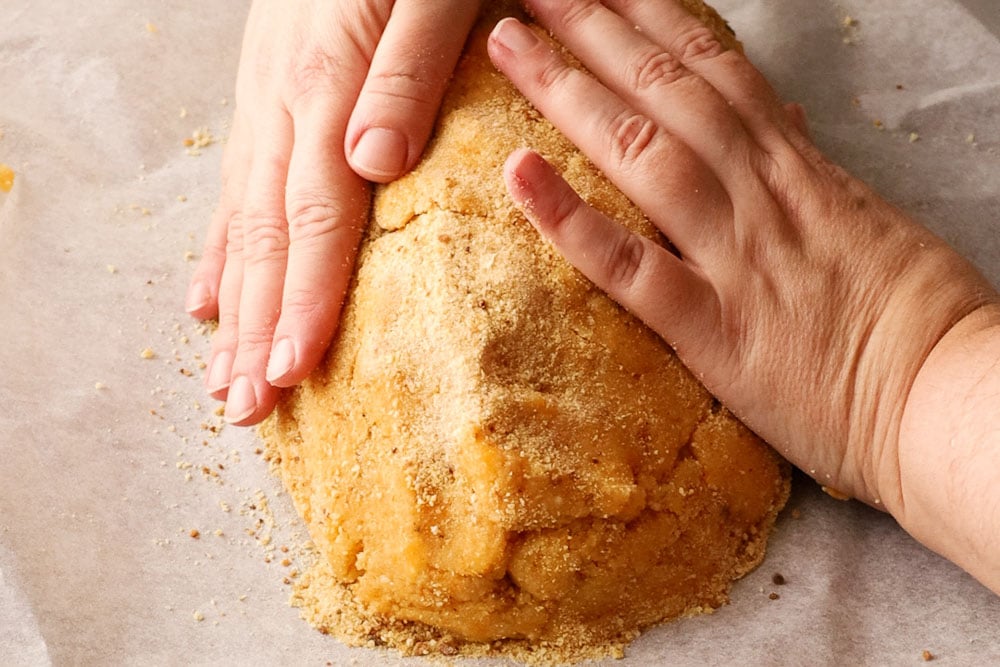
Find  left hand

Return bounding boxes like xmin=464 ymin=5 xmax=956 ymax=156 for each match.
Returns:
xmin=487 ymin=0 xmax=997 ymax=510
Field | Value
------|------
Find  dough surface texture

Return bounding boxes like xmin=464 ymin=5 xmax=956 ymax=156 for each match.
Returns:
xmin=263 ymin=1 xmax=789 ymax=659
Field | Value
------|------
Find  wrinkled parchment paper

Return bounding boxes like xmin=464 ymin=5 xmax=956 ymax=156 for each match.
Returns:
xmin=2 ymin=1 xmax=999 ymax=664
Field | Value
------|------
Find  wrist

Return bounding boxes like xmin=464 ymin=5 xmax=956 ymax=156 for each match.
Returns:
xmin=894 ymin=301 xmax=1000 ymax=591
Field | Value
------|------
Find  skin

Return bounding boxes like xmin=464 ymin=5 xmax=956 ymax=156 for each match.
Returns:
xmin=185 ymin=0 xmax=482 ymax=425
xmin=489 ymin=0 xmax=1000 ymax=593
xmin=187 ymin=0 xmax=1000 ymax=592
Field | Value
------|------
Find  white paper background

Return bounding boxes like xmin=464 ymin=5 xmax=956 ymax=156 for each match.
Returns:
xmin=1 ymin=1 xmax=998 ymax=665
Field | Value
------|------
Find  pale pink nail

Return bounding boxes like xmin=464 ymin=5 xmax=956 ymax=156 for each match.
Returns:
xmin=351 ymin=127 xmax=407 ymax=179
xmin=185 ymin=281 xmax=211 ymax=313
xmin=266 ymin=338 xmax=296 ymax=384
xmin=206 ymin=350 xmax=234 ymax=393
xmin=492 ymin=18 xmax=538 ymax=53
xmin=224 ymin=376 xmax=257 ymax=423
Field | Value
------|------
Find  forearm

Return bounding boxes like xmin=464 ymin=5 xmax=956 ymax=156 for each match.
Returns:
xmin=896 ymin=303 xmax=1000 ymax=593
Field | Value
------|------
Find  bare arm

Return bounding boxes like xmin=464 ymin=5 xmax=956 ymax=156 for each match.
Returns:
xmin=898 ymin=305 xmax=1000 ymax=591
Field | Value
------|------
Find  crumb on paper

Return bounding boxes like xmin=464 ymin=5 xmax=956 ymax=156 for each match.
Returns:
xmin=140 ymin=347 xmax=156 ymax=359
xmin=821 ymin=485 xmax=851 ymax=501
xmin=145 ymin=21 xmax=158 ymax=34
xmin=0 ymin=164 xmax=15 ymax=192
xmin=179 ymin=107 xmax=188 ymax=119
xmin=94 ymin=382 xmax=107 ymax=390
xmin=909 ymin=132 xmax=920 ymax=143
xmin=772 ymin=573 xmax=786 ymax=586
xmin=768 ymin=592 xmax=780 ymax=601
xmin=184 ymin=250 xmax=196 ymax=262
xmin=922 ymin=650 xmax=935 ymax=661
xmin=177 ymin=194 xmax=188 ymax=202
xmin=966 ymin=133 xmax=976 ymax=144
xmin=106 ymin=264 xmax=118 ymax=274
xmin=841 ymin=15 xmax=859 ymax=44
xmin=193 ymin=610 xmax=204 ymax=622
xmin=184 ymin=127 xmax=217 ymax=156
xmin=873 ymin=119 xmax=885 ymax=131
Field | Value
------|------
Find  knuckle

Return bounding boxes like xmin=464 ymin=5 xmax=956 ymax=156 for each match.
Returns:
xmin=217 ymin=308 xmax=240 ymax=334
xmin=285 ymin=193 xmax=364 ymax=243
xmin=287 ymin=49 xmax=351 ymax=106
xmin=547 ymin=187 xmax=585 ymax=234
xmin=241 ymin=213 xmax=289 ymax=265
xmin=281 ymin=288 xmax=328 ymax=323
xmin=224 ymin=215 xmax=245 ymax=255
xmin=237 ymin=326 xmax=276 ymax=354
xmin=628 ymin=49 xmax=687 ymax=91
xmin=285 ymin=195 xmax=345 ymax=240
xmin=605 ymin=233 xmax=646 ymax=292
xmin=534 ymin=57 xmax=573 ymax=93
xmin=672 ymin=26 xmax=725 ymax=64
xmin=363 ymin=70 xmax=438 ymax=109
xmin=560 ymin=0 xmax=602 ymax=31
xmin=606 ymin=111 xmax=660 ymax=171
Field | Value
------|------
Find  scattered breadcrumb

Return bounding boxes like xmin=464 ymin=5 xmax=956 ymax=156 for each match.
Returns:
xmin=841 ymin=15 xmax=860 ymax=44
xmin=193 ymin=610 xmax=204 ymax=622
xmin=94 ymin=382 xmax=107 ymax=390
xmin=909 ymin=132 xmax=920 ymax=143
xmin=184 ymin=127 xmax=217 ymax=156
xmin=772 ymin=573 xmax=786 ymax=586
xmin=140 ymin=347 xmax=156 ymax=359
xmin=768 ymin=592 xmax=780 ymax=601
xmin=0 ymin=164 xmax=15 ymax=193
xmin=821 ymin=486 xmax=851 ymax=501
xmin=922 ymin=650 xmax=935 ymax=661
xmin=190 ymin=529 xmax=200 ymax=539
xmin=177 ymin=194 xmax=188 ymax=202
xmin=184 ymin=250 xmax=196 ymax=262
xmin=179 ymin=107 xmax=188 ymax=119
xmin=106 ymin=264 xmax=118 ymax=274
xmin=145 ymin=21 xmax=158 ymax=34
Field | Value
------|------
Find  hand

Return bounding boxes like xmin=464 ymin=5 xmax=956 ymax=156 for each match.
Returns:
xmin=185 ymin=0 xmax=482 ymax=425
xmin=487 ymin=1 xmax=999 ymax=511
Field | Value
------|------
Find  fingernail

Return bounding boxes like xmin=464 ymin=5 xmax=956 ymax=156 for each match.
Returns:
xmin=224 ymin=375 xmax=257 ymax=423
xmin=351 ymin=127 xmax=408 ymax=179
xmin=492 ymin=18 xmax=538 ymax=53
xmin=206 ymin=350 xmax=234 ymax=393
xmin=185 ymin=281 xmax=211 ymax=313
xmin=266 ymin=337 xmax=296 ymax=384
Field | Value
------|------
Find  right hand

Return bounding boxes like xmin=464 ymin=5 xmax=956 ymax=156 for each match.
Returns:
xmin=185 ymin=0 xmax=482 ymax=425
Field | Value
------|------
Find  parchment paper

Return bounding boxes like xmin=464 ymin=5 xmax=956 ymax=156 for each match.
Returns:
xmin=1 ymin=1 xmax=998 ymax=664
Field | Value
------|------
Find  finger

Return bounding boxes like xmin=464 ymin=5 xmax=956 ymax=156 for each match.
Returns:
xmin=488 ymin=18 xmax=733 ymax=259
xmin=523 ymin=1 xmax=756 ymax=180
xmin=599 ymin=0 xmax=793 ymax=152
xmin=345 ymin=0 xmax=482 ymax=182
xmin=784 ymin=102 xmax=811 ymax=140
xmin=223 ymin=111 xmax=295 ymax=424
xmin=266 ymin=105 xmax=370 ymax=388
xmin=205 ymin=204 xmax=245 ymax=400
xmin=504 ymin=147 xmax=716 ymax=352
xmin=187 ymin=114 xmax=253 ymax=319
